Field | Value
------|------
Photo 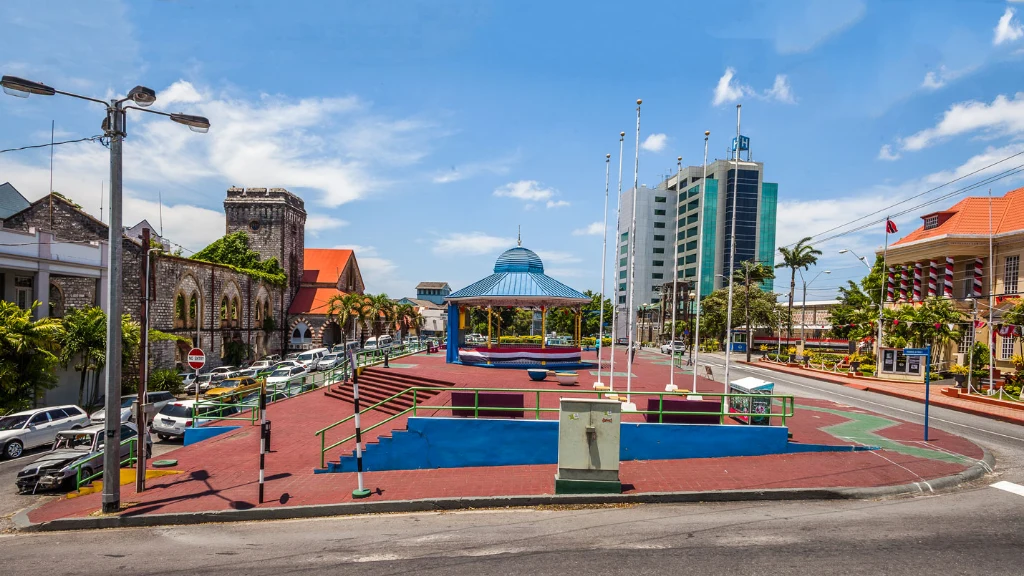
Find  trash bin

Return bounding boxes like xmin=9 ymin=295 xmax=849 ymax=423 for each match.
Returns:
xmin=728 ymin=376 xmax=775 ymax=425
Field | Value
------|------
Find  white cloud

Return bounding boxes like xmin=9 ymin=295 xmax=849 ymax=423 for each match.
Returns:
xmin=712 ymin=68 xmax=796 ymax=106
xmin=431 ymin=153 xmax=517 ymax=184
xmin=898 ymin=92 xmax=1024 ymax=152
xmin=332 ymin=244 xmax=408 ymax=296
xmin=877 ymin=144 xmax=901 ymax=161
xmin=772 ymin=0 xmax=865 ymax=55
xmin=160 ymin=80 xmax=203 ymax=105
xmin=432 ymin=232 xmax=515 ymax=256
xmin=546 ymin=200 xmax=570 ymax=208
xmin=306 ymin=215 xmax=349 ymax=234
xmin=921 ymin=65 xmax=977 ymax=91
xmin=765 ymin=75 xmax=795 ymax=104
xmin=572 ymin=222 xmax=605 ymax=236
xmin=493 ymin=180 xmax=554 ymax=202
xmin=641 ymin=133 xmax=667 ymax=152
xmin=535 ymin=250 xmax=582 ymax=264
xmin=994 ymin=7 xmax=1024 ymax=46
xmin=713 ymin=68 xmax=746 ymax=106
xmin=124 ymin=197 xmax=225 ymax=254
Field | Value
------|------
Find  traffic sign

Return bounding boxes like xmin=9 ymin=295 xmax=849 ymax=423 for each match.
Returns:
xmin=903 ymin=348 xmax=929 ymax=356
xmin=187 ymin=348 xmax=206 ymax=370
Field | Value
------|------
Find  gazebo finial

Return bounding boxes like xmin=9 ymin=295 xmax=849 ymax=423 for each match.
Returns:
xmin=517 ymin=225 xmax=521 ymax=247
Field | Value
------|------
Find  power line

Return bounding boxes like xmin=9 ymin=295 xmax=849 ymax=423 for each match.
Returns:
xmin=0 ymin=135 xmax=105 ymax=154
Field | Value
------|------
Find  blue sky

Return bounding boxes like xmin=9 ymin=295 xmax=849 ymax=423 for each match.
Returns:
xmin=3 ymin=0 xmax=1024 ymax=300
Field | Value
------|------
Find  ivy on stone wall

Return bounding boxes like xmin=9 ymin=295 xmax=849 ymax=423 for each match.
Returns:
xmin=190 ymin=231 xmax=287 ymax=287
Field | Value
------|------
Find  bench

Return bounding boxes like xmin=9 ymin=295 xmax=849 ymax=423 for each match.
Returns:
xmin=451 ymin=391 xmax=525 ymax=419
xmin=644 ymin=398 xmax=722 ymax=424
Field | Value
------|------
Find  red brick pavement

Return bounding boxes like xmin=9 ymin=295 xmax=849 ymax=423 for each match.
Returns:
xmin=27 ymin=348 xmax=987 ymax=525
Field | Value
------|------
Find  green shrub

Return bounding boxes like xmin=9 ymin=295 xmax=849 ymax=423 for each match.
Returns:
xmin=148 ymin=368 xmax=184 ymax=395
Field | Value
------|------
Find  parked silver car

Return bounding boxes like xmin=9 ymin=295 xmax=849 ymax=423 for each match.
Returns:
xmin=89 ymin=392 xmax=176 ymax=425
xmin=15 ymin=422 xmax=150 ymax=492
xmin=0 ymin=406 xmax=91 ymax=459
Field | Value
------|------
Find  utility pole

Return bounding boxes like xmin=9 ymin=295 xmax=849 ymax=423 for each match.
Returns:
xmin=137 ymin=227 xmax=149 ymax=493
xmin=103 ymin=98 xmax=125 ymax=513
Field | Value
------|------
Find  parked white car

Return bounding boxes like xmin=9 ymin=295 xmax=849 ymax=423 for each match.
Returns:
xmin=151 ymin=400 xmax=239 ymax=440
xmin=660 ymin=341 xmax=686 ymax=355
xmin=0 ymin=406 xmax=91 ymax=459
xmin=317 ymin=353 xmax=344 ymax=371
xmin=266 ymin=365 xmax=308 ymax=390
xmin=296 ymin=348 xmax=329 ymax=371
xmin=89 ymin=395 xmax=137 ymax=425
xmin=185 ymin=373 xmax=214 ymax=395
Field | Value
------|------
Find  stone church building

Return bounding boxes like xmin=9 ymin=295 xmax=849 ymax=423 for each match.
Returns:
xmin=1 ymin=186 xmax=364 ymax=377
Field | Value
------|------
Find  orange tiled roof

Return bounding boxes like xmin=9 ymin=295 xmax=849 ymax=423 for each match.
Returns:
xmin=301 ymin=248 xmax=353 ymax=283
xmin=287 ymin=287 xmax=348 ymax=315
xmin=891 ymin=187 xmax=1024 ymax=246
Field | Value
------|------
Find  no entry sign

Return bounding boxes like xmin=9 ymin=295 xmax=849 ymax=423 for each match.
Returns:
xmin=187 ymin=348 xmax=206 ymax=370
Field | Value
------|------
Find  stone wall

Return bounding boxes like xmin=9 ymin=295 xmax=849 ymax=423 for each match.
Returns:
xmin=2 ymin=194 xmax=108 ymax=241
xmin=50 ymin=275 xmax=98 ymax=314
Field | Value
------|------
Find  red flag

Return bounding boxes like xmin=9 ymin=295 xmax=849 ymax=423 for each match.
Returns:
xmin=886 ymin=219 xmax=898 ymax=234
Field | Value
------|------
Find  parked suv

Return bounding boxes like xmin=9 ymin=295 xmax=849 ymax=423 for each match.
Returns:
xmin=0 ymin=406 xmax=90 ymax=459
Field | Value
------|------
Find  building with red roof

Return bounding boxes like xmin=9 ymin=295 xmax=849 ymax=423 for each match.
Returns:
xmin=286 ymin=248 xmax=365 ymax=350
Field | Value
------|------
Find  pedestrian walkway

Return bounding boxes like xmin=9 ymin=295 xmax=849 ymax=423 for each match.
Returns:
xmin=26 ymin=348 xmax=988 ymax=525
xmin=746 ymin=360 xmax=1024 ymax=425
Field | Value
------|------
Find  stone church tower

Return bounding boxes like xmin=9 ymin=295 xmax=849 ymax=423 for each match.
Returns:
xmin=223 ymin=187 xmax=307 ymax=316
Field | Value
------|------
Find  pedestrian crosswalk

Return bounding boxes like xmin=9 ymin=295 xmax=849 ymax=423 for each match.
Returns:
xmin=991 ymin=481 xmax=1024 ymax=498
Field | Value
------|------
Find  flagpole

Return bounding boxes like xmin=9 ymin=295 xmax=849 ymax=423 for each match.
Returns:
xmin=693 ymin=131 xmax=709 ymax=392
xmin=609 ymin=131 xmax=625 ymax=393
xmin=625 ymin=99 xmax=642 ymax=411
xmin=667 ymin=156 xmax=683 ymax=392
xmin=877 ymin=217 xmax=890 ymax=377
xmin=595 ymin=153 xmax=611 ymax=387
xmin=988 ymin=188 xmax=994 ymax=395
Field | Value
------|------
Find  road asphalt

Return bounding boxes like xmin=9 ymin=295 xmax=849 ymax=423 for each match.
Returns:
xmin=1 ymin=355 xmax=1021 ymax=574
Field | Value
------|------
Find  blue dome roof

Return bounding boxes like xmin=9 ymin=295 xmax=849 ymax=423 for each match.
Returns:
xmin=494 ymin=247 xmax=544 ymax=273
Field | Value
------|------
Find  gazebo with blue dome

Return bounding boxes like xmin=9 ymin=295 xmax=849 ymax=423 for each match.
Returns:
xmin=445 ymin=243 xmax=592 ymax=367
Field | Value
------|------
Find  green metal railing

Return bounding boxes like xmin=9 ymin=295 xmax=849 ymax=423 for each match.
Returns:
xmin=354 ymin=341 xmax=428 ymax=367
xmin=314 ymin=385 xmax=796 ymax=468
xmin=74 ymin=436 xmax=138 ymax=490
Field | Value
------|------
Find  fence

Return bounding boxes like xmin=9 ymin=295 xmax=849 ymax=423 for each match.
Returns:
xmin=315 ymin=385 xmax=795 ymax=468
xmin=74 ymin=436 xmax=138 ymax=490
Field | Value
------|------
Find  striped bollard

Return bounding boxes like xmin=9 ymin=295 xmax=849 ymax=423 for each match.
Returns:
xmin=258 ymin=387 xmax=267 ymax=504
xmin=351 ymin=366 xmax=371 ymax=499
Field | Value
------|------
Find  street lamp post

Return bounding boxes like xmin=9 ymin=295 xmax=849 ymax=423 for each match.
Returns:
xmin=1 ymin=75 xmax=210 ymax=513
xmin=838 ymin=248 xmax=871 ymax=270
xmin=839 ymin=249 xmax=872 ymax=356
xmin=798 ymin=269 xmax=831 ymax=353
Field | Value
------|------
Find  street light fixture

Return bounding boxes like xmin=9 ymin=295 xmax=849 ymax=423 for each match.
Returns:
xmin=2 ymin=73 xmax=210 ymax=513
xmin=798 ymin=269 xmax=831 ymax=352
xmin=838 ymin=248 xmax=871 ymax=269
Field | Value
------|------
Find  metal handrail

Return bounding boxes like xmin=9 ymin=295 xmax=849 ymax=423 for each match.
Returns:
xmin=74 ymin=436 xmax=138 ymax=490
xmin=315 ymin=385 xmax=796 ymax=468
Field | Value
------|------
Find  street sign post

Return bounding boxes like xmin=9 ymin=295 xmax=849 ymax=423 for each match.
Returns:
xmin=188 ymin=348 xmax=205 ymax=405
xmin=905 ymin=346 xmax=932 ymax=440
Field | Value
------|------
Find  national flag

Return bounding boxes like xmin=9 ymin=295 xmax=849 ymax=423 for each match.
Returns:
xmin=885 ymin=219 xmax=898 ymax=234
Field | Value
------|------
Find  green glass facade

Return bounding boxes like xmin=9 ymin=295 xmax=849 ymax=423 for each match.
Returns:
xmin=758 ymin=182 xmax=778 ymax=292
xmin=699 ymin=178 xmax=719 ymax=297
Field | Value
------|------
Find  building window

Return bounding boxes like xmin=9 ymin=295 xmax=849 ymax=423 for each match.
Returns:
xmin=1005 ymin=255 xmax=1019 ymax=294
xmin=651 ymin=298 xmax=660 ymax=304
xmin=653 ymin=247 xmax=665 ymax=254
xmin=688 ymin=200 xmax=698 ymax=211
xmin=685 ymin=254 xmax=696 ymax=264
xmin=655 ymin=196 xmax=667 ymax=203
xmin=618 ymin=295 xmax=626 ymax=304
xmin=924 ymin=215 xmax=939 ymax=230
xmin=14 ymin=276 xmax=32 ymax=311
xmin=963 ymin=263 xmax=975 ymax=298
xmin=654 ymin=234 xmax=665 ymax=241
xmin=620 ymin=244 xmax=627 ymax=254
xmin=1002 ymin=336 xmax=1015 ymax=360
xmin=619 ymin=270 xmax=627 ymax=279
xmin=684 ymin=267 xmax=696 ymax=277
xmin=652 ymin=273 xmax=664 ymax=280
xmin=620 ymin=232 xmax=628 ymax=241
xmin=654 ymin=222 xmax=665 ymax=229
xmin=619 ymin=283 xmax=626 ymax=291
xmin=687 ymin=214 xmax=698 ymax=224
xmin=652 ymin=260 xmax=664 ymax=266
xmin=620 ymin=257 xmax=627 ymax=266
xmin=959 ymin=324 xmax=974 ymax=354
xmin=687 ymin=227 xmax=698 ymax=238
xmin=654 ymin=209 xmax=666 ymax=216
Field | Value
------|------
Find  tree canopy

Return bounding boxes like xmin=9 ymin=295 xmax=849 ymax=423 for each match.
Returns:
xmin=191 ymin=231 xmax=287 ymax=286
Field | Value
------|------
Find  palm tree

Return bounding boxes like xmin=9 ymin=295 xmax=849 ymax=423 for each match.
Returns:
xmin=776 ymin=237 xmax=822 ymax=343
xmin=733 ymin=260 xmax=776 ymax=361
xmin=59 ymin=306 xmax=106 ymax=406
xmin=325 ymin=293 xmax=357 ymax=350
xmin=366 ymin=293 xmax=394 ymax=338
xmin=0 ymin=301 xmax=63 ymax=412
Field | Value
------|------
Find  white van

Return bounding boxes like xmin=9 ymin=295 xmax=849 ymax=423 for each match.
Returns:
xmin=363 ymin=335 xmax=393 ymax=351
xmin=332 ymin=341 xmax=360 ymax=356
xmin=295 ymin=347 xmax=329 ymax=371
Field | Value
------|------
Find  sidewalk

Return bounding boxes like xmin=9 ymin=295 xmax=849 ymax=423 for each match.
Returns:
xmin=22 ymin=349 xmax=993 ymax=529
xmin=745 ymin=360 xmax=1024 ymax=425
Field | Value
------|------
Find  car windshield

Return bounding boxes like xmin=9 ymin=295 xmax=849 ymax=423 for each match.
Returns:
xmin=120 ymin=397 xmax=136 ymax=408
xmin=220 ymin=380 xmax=240 ymax=389
xmin=298 ymin=353 xmax=314 ymax=361
xmin=53 ymin=432 xmax=96 ymax=451
xmin=159 ymin=404 xmax=192 ymax=418
xmin=197 ymin=375 xmax=211 ymax=382
xmin=0 ymin=415 xmax=30 ymax=430
xmin=270 ymin=369 xmax=290 ymax=377
xmin=321 ymin=354 xmax=337 ymax=361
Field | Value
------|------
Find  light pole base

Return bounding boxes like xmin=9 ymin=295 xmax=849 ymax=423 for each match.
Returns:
xmin=352 ymin=488 xmax=372 ymax=499
xmin=664 ymin=384 xmax=678 ymax=392
xmin=621 ymin=402 xmax=637 ymax=412
xmin=592 ymin=381 xmax=605 ymax=389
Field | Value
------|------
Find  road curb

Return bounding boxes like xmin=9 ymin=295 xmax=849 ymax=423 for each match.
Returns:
xmin=741 ymin=361 xmax=1024 ymax=426
xmin=12 ymin=448 xmax=995 ymax=533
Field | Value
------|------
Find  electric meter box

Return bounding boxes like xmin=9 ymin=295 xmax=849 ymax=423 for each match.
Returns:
xmin=555 ymin=398 xmax=622 ymax=494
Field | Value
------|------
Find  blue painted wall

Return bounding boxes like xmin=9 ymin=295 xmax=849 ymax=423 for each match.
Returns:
xmin=323 ymin=417 xmax=864 ymax=473
xmin=184 ymin=425 xmax=240 ymax=446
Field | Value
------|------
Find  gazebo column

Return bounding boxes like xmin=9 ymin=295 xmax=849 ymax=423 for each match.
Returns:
xmin=541 ymin=306 xmax=547 ymax=366
xmin=487 ymin=306 xmax=492 ymax=349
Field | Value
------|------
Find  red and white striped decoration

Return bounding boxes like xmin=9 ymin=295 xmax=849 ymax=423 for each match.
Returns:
xmin=913 ymin=263 xmax=922 ymax=301
xmin=928 ymin=260 xmax=938 ymax=297
xmin=944 ymin=257 xmax=954 ymax=298
xmin=886 ymin=267 xmax=895 ymax=301
xmin=899 ymin=266 xmax=909 ymax=301
xmin=973 ymin=258 xmax=984 ymax=297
